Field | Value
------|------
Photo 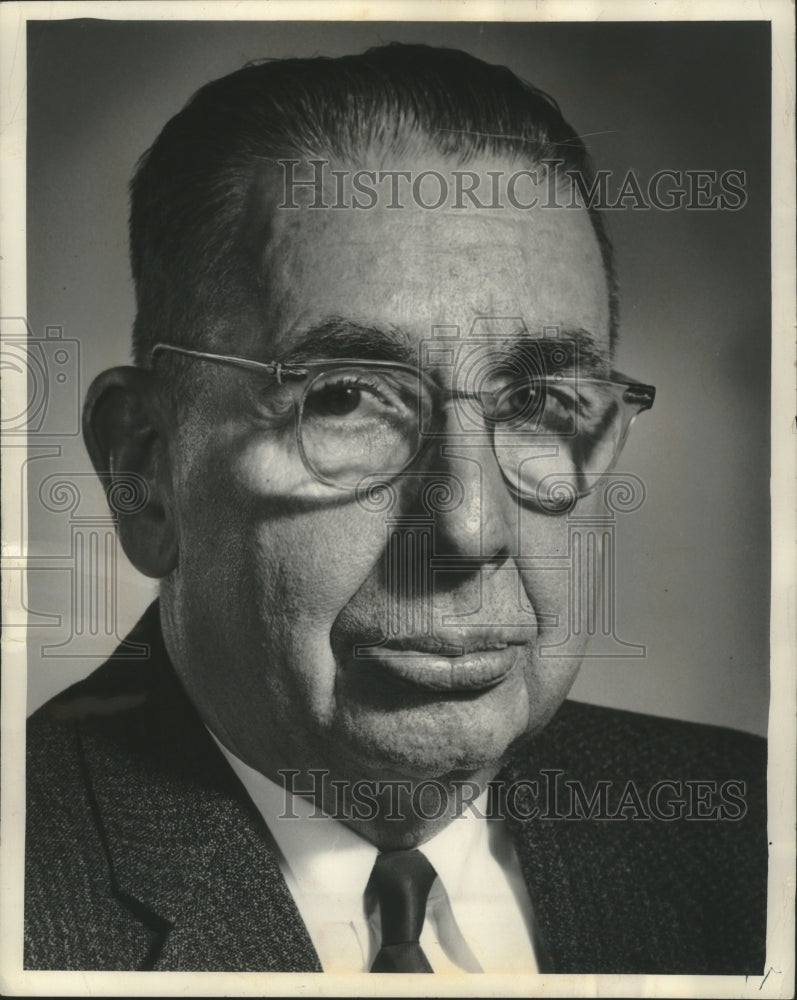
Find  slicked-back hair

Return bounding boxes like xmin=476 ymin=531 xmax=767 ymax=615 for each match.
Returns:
xmin=130 ymin=43 xmax=617 ymax=368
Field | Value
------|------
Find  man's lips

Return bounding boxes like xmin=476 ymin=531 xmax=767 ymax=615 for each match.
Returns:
xmin=380 ymin=631 xmax=528 ymax=656
xmin=342 ymin=632 xmax=529 ymax=692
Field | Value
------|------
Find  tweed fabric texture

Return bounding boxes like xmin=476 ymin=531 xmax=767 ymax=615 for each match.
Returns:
xmin=501 ymin=705 xmax=768 ymax=973
xmin=25 ymin=602 xmax=767 ymax=973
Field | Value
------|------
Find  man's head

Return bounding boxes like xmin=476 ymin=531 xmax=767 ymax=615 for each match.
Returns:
xmin=85 ymin=44 xmax=637 ymax=816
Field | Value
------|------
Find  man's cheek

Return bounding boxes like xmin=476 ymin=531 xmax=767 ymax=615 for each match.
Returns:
xmin=252 ymin=511 xmax=388 ymax=623
xmin=518 ymin=564 xmax=571 ymax=638
xmin=515 ymin=510 xmax=571 ymax=623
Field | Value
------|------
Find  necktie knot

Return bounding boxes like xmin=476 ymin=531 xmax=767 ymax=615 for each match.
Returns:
xmin=368 ymin=849 xmax=437 ymax=973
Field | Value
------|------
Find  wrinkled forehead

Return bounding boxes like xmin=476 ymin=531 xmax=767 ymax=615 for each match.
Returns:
xmin=236 ymin=157 xmax=611 ymax=368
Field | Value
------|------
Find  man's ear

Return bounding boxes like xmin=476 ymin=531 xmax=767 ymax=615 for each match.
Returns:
xmin=83 ymin=366 xmax=178 ymax=578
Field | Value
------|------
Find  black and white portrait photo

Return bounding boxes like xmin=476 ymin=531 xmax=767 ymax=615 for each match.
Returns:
xmin=1 ymin=2 xmax=794 ymax=997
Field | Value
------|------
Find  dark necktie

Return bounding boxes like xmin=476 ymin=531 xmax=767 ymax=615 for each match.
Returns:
xmin=368 ymin=849 xmax=437 ymax=973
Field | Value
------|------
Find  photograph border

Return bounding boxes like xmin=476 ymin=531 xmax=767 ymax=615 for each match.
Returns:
xmin=1 ymin=2 xmax=794 ymax=997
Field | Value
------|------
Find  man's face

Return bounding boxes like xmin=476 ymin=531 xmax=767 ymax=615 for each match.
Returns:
xmin=160 ymin=155 xmax=611 ymax=786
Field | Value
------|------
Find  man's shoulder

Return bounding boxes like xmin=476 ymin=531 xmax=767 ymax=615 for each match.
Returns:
xmin=29 ymin=602 xmax=208 ymax=768
xmin=510 ymin=697 xmax=767 ymax=823
xmin=27 ymin=601 xmax=239 ymax=828
xmin=30 ymin=601 xmax=167 ymax=725
xmin=24 ymin=605 xmax=169 ymax=969
xmin=25 ymin=603 xmax=308 ymax=971
xmin=501 ymin=696 xmax=767 ymax=826
xmin=539 ymin=697 xmax=766 ymax=774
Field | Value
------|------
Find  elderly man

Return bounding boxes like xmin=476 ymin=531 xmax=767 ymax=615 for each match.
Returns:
xmin=25 ymin=43 xmax=766 ymax=974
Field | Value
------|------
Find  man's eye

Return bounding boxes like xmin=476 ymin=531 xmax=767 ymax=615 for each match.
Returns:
xmin=306 ymin=384 xmax=363 ymax=418
xmin=505 ymin=383 xmax=544 ymax=417
xmin=491 ymin=381 xmax=576 ymax=422
xmin=303 ymin=373 xmax=410 ymax=425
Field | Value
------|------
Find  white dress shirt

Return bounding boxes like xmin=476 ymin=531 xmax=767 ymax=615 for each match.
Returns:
xmin=212 ymin=735 xmax=539 ymax=973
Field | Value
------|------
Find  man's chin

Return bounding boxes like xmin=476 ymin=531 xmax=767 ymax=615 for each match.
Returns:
xmin=327 ymin=666 xmax=533 ymax=783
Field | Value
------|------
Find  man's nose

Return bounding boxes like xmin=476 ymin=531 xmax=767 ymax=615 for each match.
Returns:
xmin=414 ymin=408 xmax=517 ymax=564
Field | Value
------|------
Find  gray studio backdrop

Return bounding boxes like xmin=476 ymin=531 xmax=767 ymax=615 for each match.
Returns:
xmin=24 ymin=19 xmax=770 ymax=735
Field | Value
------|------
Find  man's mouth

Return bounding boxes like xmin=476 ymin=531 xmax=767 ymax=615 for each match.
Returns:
xmin=343 ymin=631 xmax=529 ymax=692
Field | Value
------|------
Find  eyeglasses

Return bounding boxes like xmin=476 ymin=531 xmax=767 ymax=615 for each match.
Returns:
xmin=149 ymin=343 xmax=655 ymax=507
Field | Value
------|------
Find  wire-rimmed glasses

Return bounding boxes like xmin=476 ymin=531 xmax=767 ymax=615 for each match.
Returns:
xmin=149 ymin=342 xmax=655 ymax=507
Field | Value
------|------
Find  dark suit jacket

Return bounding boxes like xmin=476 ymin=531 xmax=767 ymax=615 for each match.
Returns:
xmin=25 ymin=603 xmax=767 ymax=973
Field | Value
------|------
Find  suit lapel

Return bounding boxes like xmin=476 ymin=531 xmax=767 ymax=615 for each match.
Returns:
xmin=499 ymin=745 xmax=587 ymax=973
xmin=76 ymin=603 xmax=321 ymax=971
xmin=150 ymin=791 xmax=322 ymax=971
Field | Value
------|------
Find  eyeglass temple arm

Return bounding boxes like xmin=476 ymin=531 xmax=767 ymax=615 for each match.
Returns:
xmin=149 ymin=344 xmax=310 ymax=384
xmin=149 ymin=343 xmax=656 ymax=409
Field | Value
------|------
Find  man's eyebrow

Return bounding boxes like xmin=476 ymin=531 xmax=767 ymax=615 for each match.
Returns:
xmin=276 ymin=319 xmax=609 ymax=371
xmin=503 ymin=327 xmax=610 ymax=373
xmin=278 ymin=318 xmax=416 ymax=364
